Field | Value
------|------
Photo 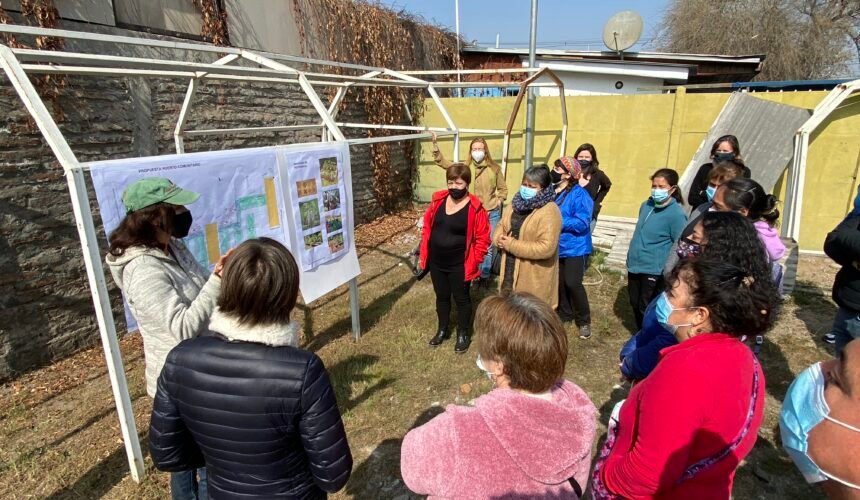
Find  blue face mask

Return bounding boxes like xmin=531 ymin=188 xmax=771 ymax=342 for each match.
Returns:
xmin=519 ymin=186 xmax=538 ymax=200
xmin=655 ymin=292 xmax=693 ymax=334
xmin=651 ymin=188 xmax=670 ymax=204
xmin=706 ymin=185 xmax=717 ymax=201
xmin=780 ymin=362 xmax=860 ymax=489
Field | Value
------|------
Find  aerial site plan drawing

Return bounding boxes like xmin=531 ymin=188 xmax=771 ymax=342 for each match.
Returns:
xmin=90 ymin=148 xmax=288 ymax=272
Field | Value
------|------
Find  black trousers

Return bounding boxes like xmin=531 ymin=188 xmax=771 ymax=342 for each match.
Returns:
xmin=627 ymin=272 xmax=664 ymax=330
xmin=558 ymin=256 xmax=591 ymax=326
xmin=430 ymin=265 xmax=472 ymax=333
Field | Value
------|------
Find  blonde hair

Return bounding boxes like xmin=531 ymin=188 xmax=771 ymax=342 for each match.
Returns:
xmin=465 ymin=137 xmax=500 ymax=170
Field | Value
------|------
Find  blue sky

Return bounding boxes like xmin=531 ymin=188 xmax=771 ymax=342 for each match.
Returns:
xmin=378 ymin=0 xmax=669 ymax=52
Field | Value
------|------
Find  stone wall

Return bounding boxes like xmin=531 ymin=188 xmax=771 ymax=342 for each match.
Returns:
xmin=0 ymin=24 xmax=417 ymax=380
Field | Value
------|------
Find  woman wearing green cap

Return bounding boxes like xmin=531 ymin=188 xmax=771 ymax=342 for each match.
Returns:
xmin=106 ymin=177 xmax=227 ymax=500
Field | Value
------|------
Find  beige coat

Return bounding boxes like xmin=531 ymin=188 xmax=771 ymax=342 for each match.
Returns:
xmin=433 ymin=147 xmax=508 ymax=212
xmin=493 ymin=202 xmax=562 ymax=308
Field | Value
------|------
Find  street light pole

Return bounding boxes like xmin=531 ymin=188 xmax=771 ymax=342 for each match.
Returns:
xmin=455 ymin=0 xmax=462 ymax=98
xmin=523 ymin=0 xmax=538 ymax=169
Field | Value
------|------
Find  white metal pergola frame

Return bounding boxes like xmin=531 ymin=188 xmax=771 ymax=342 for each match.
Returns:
xmin=0 ymin=25 xmax=568 ymax=483
xmin=783 ymin=78 xmax=860 ymax=241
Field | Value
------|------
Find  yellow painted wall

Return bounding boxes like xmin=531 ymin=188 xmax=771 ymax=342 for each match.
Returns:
xmin=416 ymin=90 xmax=860 ymax=251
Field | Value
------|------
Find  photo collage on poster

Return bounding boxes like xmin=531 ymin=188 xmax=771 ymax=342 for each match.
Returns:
xmin=289 ymin=153 xmax=349 ymax=271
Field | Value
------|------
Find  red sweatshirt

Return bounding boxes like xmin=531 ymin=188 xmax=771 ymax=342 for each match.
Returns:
xmin=420 ymin=190 xmax=490 ymax=281
xmin=601 ymin=333 xmax=765 ymax=499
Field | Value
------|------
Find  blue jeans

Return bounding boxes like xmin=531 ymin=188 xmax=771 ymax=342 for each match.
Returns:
xmin=830 ymin=306 xmax=860 ymax=356
xmin=171 ymin=468 xmax=208 ymax=500
xmin=481 ymin=207 xmax=502 ymax=279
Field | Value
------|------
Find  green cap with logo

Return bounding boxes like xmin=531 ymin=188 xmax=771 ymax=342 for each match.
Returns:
xmin=121 ymin=177 xmax=200 ymax=213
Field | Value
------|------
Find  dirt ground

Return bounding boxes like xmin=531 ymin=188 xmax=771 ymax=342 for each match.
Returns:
xmin=0 ymin=210 xmax=839 ymax=499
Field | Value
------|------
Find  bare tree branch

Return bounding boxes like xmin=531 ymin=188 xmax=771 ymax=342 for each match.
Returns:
xmin=656 ymin=0 xmax=858 ymax=80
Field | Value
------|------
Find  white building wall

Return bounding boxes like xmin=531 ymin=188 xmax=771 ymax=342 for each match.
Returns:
xmin=536 ymin=72 xmax=664 ymax=96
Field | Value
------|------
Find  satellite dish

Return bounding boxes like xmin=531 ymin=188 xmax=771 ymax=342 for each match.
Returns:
xmin=602 ymin=10 xmax=644 ymax=54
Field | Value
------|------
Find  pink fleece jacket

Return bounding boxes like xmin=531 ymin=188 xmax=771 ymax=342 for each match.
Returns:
xmin=400 ymin=379 xmax=597 ymax=499
xmin=754 ymin=220 xmax=786 ymax=262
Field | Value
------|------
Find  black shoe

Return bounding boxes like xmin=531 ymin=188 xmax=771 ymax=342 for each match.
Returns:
xmin=429 ymin=329 xmax=450 ymax=347
xmin=454 ymin=333 xmax=471 ymax=353
xmin=578 ymin=324 xmax=592 ymax=339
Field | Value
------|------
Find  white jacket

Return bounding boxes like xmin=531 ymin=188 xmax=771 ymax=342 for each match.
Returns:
xmin=106 ymin=239 xmax=220 ymax=397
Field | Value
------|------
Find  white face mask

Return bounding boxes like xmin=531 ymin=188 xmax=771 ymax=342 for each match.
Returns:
xmin=476 ymin=354 xmax=493 ymax=380
xmin=471 ymin=150 xmax=486 ymax=163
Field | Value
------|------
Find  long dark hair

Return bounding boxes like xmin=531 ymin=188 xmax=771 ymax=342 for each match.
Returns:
xmin=669 ymin=258 xmax=780 ymax=337
xmin=721 ymin=178 xmax=780 ymax=225
xmin=651 ymin=168 xmax=684 ymax=204
xmin=700 ymin=211 xmax=773 ymax=292
xmin=573 ymin=143 xmax=599 ymax=170
xmin=710 ymin=134 xmax=743 ymax=161
xmin=108 ymin=203 xmax=175 ymax=256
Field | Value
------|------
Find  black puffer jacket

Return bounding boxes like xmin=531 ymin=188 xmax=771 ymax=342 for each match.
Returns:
xmin=825 ymin=215 xmax=860 ymax=312
xmin=149 ymin=314 xmax=352 ymax=499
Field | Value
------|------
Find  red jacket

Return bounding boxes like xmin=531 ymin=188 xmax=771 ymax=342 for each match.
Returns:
xmin=420 ymin=190 xmax=491 ymax=281
xmin=601 ymin=333 xmax=765 ymax=499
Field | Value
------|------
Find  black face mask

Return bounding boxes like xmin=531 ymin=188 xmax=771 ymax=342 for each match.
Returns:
xmin=448 ymin=187 xmax=468 ymax=200
xmin=550 ymin=170 xmax=564 ymax=184
xmin=713 ymin=152 xmax=735 ymax=162
xmin=578 ymin=160 xmax=592 ymax=171
xmin=171 ymin=210 xmax=193 ymax=238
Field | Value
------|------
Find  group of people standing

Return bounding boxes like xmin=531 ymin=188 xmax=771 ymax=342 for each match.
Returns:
xmin=423 ymin=133 xmax=612 ymax=347
xmin=101 ymin=130 xmax=859 ymax=499
xmin=405 ymin=133 xmax=858 ymax=498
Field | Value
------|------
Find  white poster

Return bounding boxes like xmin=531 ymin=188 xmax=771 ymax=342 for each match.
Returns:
xmin=284 ymin=148 xmax=349 ymax=270
xmin=90 ymin=148 xmax=288 ymax=330
xmin=90 ymin=147 xmax=289 ymax=267
xmin=278 ymin=142 xmax=360 ymax=303
xmin=90 ymin=143 xmax=360 ymax=312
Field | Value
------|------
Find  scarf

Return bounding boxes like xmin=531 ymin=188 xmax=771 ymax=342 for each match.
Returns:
xmin=511 ymin=185 xmax=556 ymax=214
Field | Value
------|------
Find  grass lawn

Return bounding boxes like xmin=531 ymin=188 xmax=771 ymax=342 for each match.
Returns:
xmin=0 ymin=210 xmax=840 ymax=499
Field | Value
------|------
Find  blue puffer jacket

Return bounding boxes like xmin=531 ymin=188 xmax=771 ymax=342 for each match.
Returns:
xmin=555 ymin=184 xmax=593 ymax=258
xmin=619 ymin=298 xmax=678 ymax=380
xmin=150 ymin=321 xmax=352 ymax=499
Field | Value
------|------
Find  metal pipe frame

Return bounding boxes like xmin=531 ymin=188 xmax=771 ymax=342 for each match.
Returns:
xmin=783 ymin=79 xmax=860 ymax=241
xmin=0 ymin=26 xmax=570 ymax=487
xmin=0 ymin=24 xmax=387 ymax=73
xmin=0 ymin=44 xmax=145 ymax=483
xmin=500 ymin=68 xmax=568 ymax=173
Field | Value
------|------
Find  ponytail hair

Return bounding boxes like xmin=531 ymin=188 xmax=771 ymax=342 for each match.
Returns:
xmin=651 ymin=168 xmax=684 ymax=204
xmin=670 ymin=258 xmax=780 ymax=337
xmin=722 ymin=178 xmax=780 ymax=225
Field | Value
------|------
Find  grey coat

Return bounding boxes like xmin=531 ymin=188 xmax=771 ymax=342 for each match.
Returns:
xmin=106 ymin=239 xmax=220 ymax=397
